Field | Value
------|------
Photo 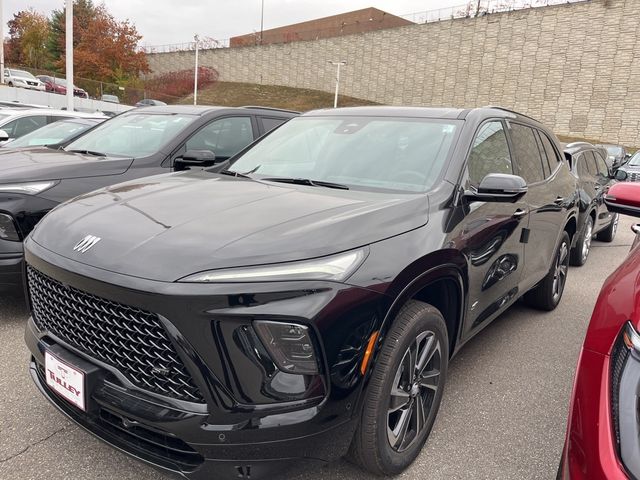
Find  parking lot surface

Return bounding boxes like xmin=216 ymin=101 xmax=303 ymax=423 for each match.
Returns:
xmin=1 ymin=216 xmax=635 ymax=480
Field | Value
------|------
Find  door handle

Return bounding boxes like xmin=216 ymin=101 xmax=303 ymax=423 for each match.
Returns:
xmin=594 ymin=185 xmax=601 ymax=191
xmin=554 ymin=197 xmax=565 ymax=206
xmin=512 ymin=208 xmax=528 ymax=218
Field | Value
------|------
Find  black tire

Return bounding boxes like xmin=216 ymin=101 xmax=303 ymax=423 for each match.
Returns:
xmin=7 ymin=82 xmax=13 ymax=87
xmin=523 ymin=231 xmax=570 ymax=311
xmin=596 ymin=212 xmax=618 ymax=243
xmin=570 ymin=216 xmax=593 ymax=266
xmin=348 ymin=301 xmax=449 ymax=476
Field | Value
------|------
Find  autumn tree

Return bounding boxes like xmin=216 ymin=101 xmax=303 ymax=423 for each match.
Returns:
xmin=48 ymin=1 xmax=149 ymax=83
xmin=6 ymin=9 xmax=52 ymax=69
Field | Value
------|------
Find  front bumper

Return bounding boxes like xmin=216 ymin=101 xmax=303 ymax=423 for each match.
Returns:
xmin=24 ymin=244 xmax=390 ymax=478
xmin=0 ymin=238 xmax=23 ymax=287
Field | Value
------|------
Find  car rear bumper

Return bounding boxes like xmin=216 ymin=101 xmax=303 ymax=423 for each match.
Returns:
xmin=560 ymin=347 xmax=629 ymax=480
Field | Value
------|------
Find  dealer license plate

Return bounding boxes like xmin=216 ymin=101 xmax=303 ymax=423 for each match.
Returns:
xmin=44 ymin=350 xmax=86 ymax=411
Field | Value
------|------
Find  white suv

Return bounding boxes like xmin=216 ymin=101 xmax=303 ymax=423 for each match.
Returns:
xmin=4 ymin=69 xmax=46 ymax=91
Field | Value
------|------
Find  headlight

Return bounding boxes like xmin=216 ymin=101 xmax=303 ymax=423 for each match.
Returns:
xmin=179 ymin=249 xmax=367 ymax=283
xmin=0 ymin=213 xmax=20 ymax=241
xmin=0 ymin=181 xmax=58 ymax=195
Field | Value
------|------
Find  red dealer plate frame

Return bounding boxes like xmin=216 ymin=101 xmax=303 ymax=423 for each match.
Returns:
xmin=44 ymin=350 xmax=86 ymax=411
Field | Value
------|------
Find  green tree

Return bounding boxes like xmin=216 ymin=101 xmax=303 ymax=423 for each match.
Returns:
xmin=7 ymin=9 xmax=52 ymax=68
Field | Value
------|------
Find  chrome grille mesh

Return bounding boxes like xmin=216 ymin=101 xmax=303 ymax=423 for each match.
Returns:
xmin=27 ymin=265 xmax=204 ymax=402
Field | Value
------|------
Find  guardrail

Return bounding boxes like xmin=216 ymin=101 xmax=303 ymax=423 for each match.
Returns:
xmin=0 ymin=85 xmax=134 ymax=113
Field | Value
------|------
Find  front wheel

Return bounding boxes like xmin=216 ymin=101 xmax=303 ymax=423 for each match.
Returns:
xmin=596 ymin=212 xmax=618 ymax=243
xmin=523 ymin=231 xmax=570 ymax=311
xmin=348 ymin=301 xmax=448 ymax=476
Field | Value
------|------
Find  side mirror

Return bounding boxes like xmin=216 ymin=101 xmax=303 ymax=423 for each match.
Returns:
xmin=0 ymin=130 xmax=10 ymax=142
xmin=175 ymin=149 xmax=216 ymax=167
xmin=465 ymin=173 xmax=528 ymax=203
xmin=605 ymin=182 xmax=640 ymax=217
xmin=615 ymin=169 xmax=628 ymax=181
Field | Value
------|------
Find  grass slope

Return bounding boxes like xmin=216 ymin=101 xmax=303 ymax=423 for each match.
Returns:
xmin=179 ymin=81 xmax=378 ymax=112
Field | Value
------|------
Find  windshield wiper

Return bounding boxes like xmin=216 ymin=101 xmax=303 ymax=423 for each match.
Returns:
xmin=67 ymin=149 xmax=107 ymax=157
xmin=219 ymin=165 xmax=261 ymax=179
xmin=262 ymin=177 xmax=349 ymax=190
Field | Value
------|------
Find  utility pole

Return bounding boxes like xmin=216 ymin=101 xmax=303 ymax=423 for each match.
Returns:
xmin=193 ymin=34 xmax=199 ymax=106
xmin=0 ymin=0 xmax=4 ymax=84
xmin=65 ymin=0 xmax=74 ymax=111
xmin=328 ymin=61 xmax=346 ymax=108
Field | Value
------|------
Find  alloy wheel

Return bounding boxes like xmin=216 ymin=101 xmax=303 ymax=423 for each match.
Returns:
xmin=552 ymin=240 xmax=569 ymax=302
xmin=387 ymin=331 xmax=441 ymax=452
xmin=582 ymin=220 xmax=593 ymax=262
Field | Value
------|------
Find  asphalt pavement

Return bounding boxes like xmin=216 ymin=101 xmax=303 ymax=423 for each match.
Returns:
xmin=1 ymin=216 xmax=635 ymax=480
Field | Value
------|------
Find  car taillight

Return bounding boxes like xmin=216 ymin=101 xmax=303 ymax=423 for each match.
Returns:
xmin=254 ymin=320 xmax=320 ymax=375
xmin=0 ymin=213 xmax=20 ymax=241
xmin=611 ymin=322 xmax=640 ymax=477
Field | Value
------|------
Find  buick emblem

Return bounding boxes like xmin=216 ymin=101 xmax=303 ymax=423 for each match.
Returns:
xmin=73 ymin=235 xmax=101 ymax=253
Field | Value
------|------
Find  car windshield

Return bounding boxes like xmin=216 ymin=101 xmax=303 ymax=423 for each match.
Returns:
xmin=12 ymin=70 xmax=36 ymax=79
xmin=6 ymin=119 xmax=99 ymax=148
xmin=228 ymin=115 xmax=460 ymax=193
xmin=628 ymin=151 xmax=640 ymax=166
xmin=65 ymin=113 xmax=196 ymax=157
xmin=606 ymin=145 xmax=624 ymax=156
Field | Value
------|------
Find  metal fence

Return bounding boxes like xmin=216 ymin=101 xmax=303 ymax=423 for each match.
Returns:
xmin=141 ymin=0 xmax=590 ymax=54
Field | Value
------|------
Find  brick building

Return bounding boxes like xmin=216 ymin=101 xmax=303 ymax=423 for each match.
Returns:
xmin=230 ymin=7 xmax=413 ymax=47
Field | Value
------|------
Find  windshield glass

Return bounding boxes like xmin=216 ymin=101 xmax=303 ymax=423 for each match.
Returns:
xmin=228 ymin=116 xmax=459 ymax=193
xmin=628 ymin=151 xmax=640 ymax=166
xmin=606 ymin=146 xmax=624 ymax=156
xmin=12 ymin=70 xmax=36 ymax=79
xmin=65 ymin=113 xmax=196 ymax=157
xmin=6 ymin=119 xmax=98 ymax=147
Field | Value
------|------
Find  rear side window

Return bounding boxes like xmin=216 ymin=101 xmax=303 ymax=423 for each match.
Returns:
xmin=576 ymin=153 xmax=590 ymax=177
xmin=538 ymin=132 xmax=561 ymax=172
xmin=259 ymin=116 xmax=287 ymax=134
xmin=510 ymin=123 xmax=545 ymax=184
xmin=582 ymin=151 xmax=598 ymax=175
xmin=467 ymin=121 xmax=513 ymax=186
xmin=593 ymin=151 xmax=609 ymax=176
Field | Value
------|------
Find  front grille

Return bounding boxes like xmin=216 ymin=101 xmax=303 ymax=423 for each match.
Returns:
xmin=27 ymin=265 xmax=205 ymax=403
xmin=628 ymin=172 xmax=640 ymax=182
xmin=610 ymin=333 xmax=629 ymax=449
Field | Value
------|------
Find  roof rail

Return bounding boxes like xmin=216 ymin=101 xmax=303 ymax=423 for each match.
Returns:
xmin=482 ymin=105 xmax=540 ymax=123
xmin=241 ymin=105 xmax=300 ymax=114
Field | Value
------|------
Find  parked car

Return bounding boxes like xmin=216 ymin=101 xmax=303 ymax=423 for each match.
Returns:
xmin=564 ymin=142 xmax=618 ymax=265
xmin=597 ymin=143 xmax=630 ymax=171
xmin=100 ymin=94 xmax=120 ymax=104
xmin=559 ymin=181 xmax=640 ymax=479
xmin=0 ymin=105 xmax=297 ymax=288
xmin=0 ymin=108 xmax=100 ymax=145
xmin=23 ymin=106 xmax=579 ymax=479
xmin=2 ymin=117 xmax=105 ymax=149
xmin=135 ymin=98 xmax=167 ymax=107
xmin=36 ymin=75 xmax=89 ymax=98
xmin=3 ymin=68 xmax=45 ymax=91
xmin=613 ymin=150 xmax=640 ymax=182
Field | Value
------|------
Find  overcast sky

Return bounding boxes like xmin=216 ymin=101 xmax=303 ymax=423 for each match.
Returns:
xmin=3 ymin=0 xmax=467 ymax=46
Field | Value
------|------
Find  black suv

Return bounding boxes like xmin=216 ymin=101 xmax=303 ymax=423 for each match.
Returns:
xmin=24 ymin=107 xmax=578 ymax=479
xmin=564 ymin=142 xmax=618 ymax=266
xmin=0 ymin=105 xmax=297 ymax=288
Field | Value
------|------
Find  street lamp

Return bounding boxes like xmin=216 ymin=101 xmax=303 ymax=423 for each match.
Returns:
xmin=260 ymin=0 xmax=264 ymax=45
xmin=193 ymin=34 xmax=199 ymax=106
xmin=328 ymin=61 xmax=346 ymax=108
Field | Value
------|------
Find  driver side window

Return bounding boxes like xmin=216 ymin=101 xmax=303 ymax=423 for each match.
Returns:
xmin=185 ymin=116 xmax=253 ymax=160
xmin=467 ymin=121 xmax=513 ymax=187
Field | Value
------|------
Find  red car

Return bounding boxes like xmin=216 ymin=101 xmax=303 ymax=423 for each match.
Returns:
xmin=561 ymin=181 xmax=640 ymax=479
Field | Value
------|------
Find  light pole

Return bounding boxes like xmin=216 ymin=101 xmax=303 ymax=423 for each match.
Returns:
xmin=328 ymin=61 xmax=346 ymax=108
xmin=260 ymin=0 xmax=264 ymax=44
xmin=193 ymin=34 xmax=199 ymax=106
xmin=65 ymin=0 xmax=73 ymax=111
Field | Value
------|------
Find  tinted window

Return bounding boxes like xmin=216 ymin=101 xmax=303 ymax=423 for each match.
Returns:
xmin=582 ymin=151 xmax=598 ymax=175
xmin=510 ymin=123 xmax=545 ymax=184
xmin=259 ymin=117 xmax=287 ymax=134
xmin=186 ymin=116 xmax=254 ymax=159
xmin=576 ymin=153 xmax=590 ymax=177
xmin=467 ymin=121 xmax=512 ymax=186
xmin=593 ymin=150 xmax=609 ymax=176
xmin=1 ymin=115 xmax=48 ymax=138
xmin=539 ymin=132 xmax=560 ymax=168
xmin=533 ymin=131 xmax=550 ymax=178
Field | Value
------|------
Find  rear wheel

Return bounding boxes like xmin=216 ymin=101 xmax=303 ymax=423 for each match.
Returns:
xmin=523 ymin=231 xmax=570 ymax=311
xmin=570 ymin=216 xmax=593 ymax=266
xmin=348 ymin=301 xmax=448 ymax=476
xmin=596 ymin=212 xmax=618 ymax=242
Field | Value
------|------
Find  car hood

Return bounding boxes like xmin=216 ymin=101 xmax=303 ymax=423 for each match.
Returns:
xmin=29 ymin=170 xmax=429 ymax=282
xmin=12 ymin=76 xmax=40 ymax=83
xmin=0 ymin=148 xmax=133 ymax=182
xmin=621 ymin=164 xmax=640 ymax=172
